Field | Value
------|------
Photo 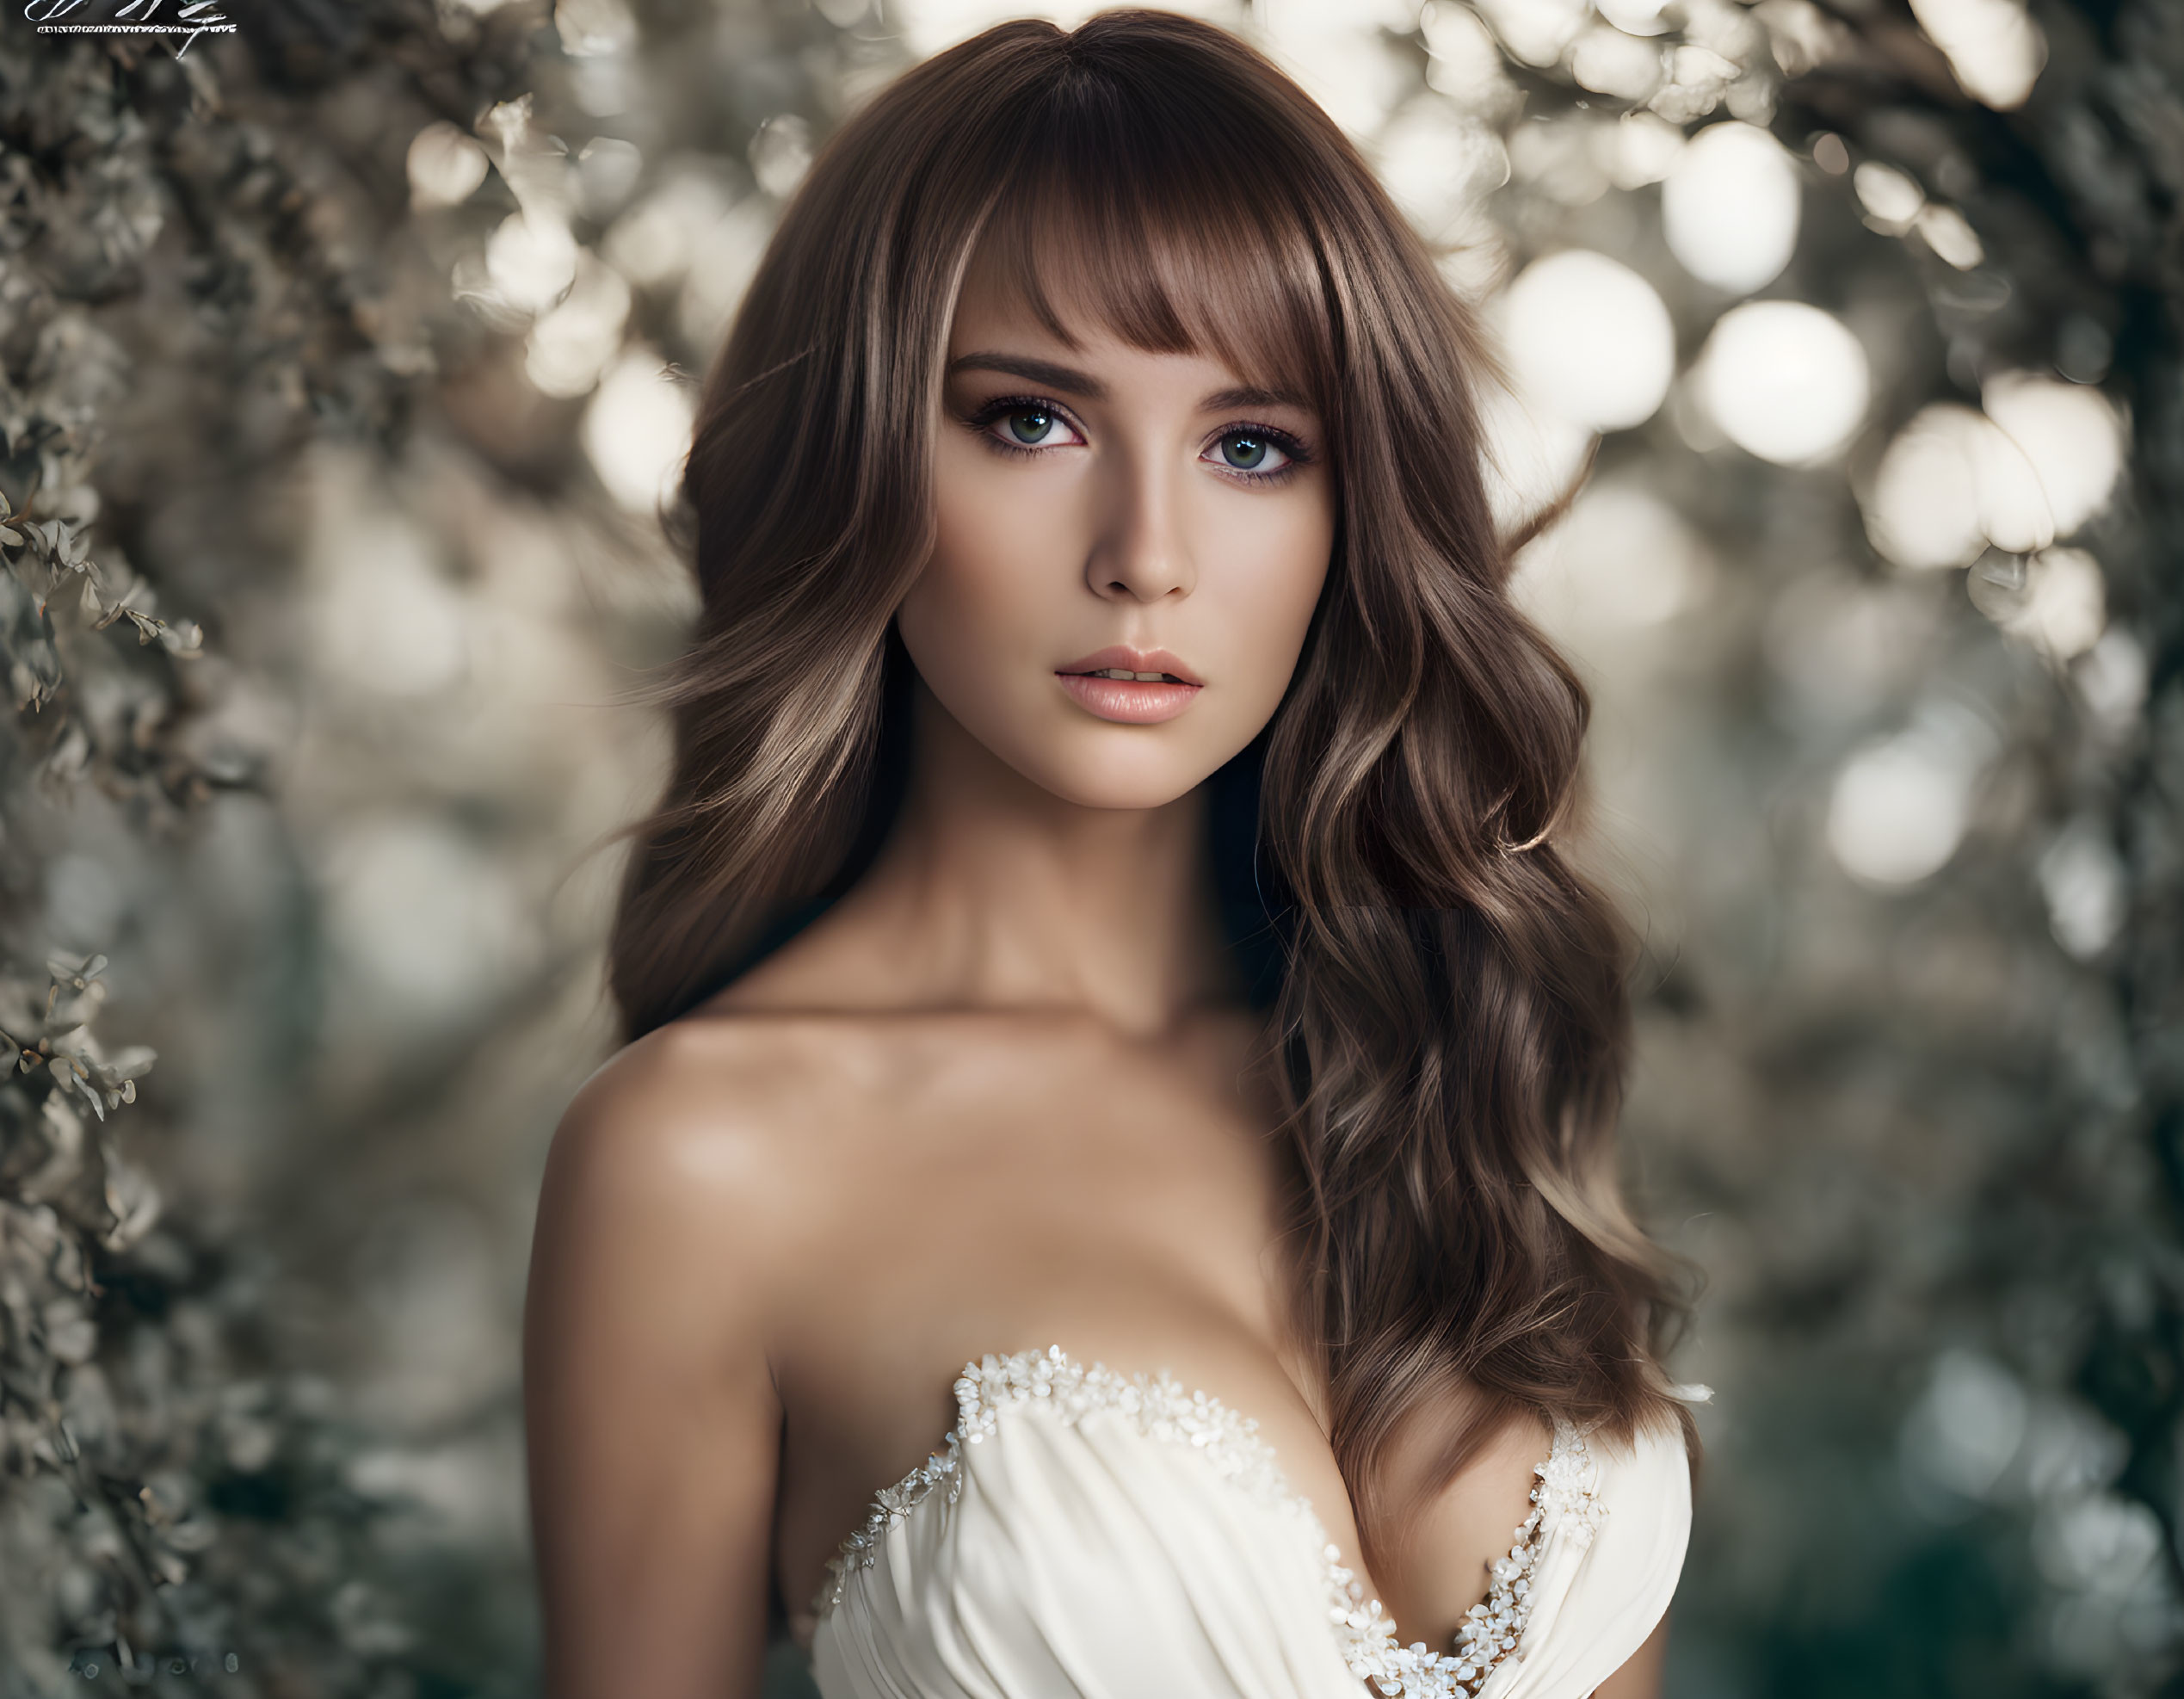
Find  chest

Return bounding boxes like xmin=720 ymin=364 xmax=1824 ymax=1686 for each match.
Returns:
xmin=762 ymin=1035 xmax=1367 ymax=1626
xmin=774 ymin=1022 xmax=1294 ymax=1343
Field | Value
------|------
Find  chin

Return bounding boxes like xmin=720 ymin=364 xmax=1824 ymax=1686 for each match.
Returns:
xmin=1003 ymin=730 xmax=1227 ymax=813
xmin=1044 ymin=773 xmax=1206 ymax=812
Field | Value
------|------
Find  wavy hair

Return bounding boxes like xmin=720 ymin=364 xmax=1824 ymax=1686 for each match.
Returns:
xmin=608 ymin=9 xmax=1693 ymax=1566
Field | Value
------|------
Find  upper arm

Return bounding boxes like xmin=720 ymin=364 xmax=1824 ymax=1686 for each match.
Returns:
xmin=523 ymin=1032 xmax=792 ymax=1699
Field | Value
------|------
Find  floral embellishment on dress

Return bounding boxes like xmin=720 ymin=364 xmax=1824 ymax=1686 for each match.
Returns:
xmin=815 ymin=1444 xmax=960 ymax=1611
xmin=811 ymin=1344 xmax=1607 ymax=1697
xmin=1445 ymin=1424 xmax=1604 ymax=1694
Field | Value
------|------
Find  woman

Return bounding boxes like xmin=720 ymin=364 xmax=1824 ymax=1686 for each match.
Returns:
xmin=523 ymin=13 xmax=1700 ymax=1698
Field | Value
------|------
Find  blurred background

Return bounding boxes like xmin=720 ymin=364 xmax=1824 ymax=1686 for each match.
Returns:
xmin=0 ymin=0 xmax=2174 ymax=1693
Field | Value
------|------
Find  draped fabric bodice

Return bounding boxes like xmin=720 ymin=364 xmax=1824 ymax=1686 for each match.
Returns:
xmin=799 ymin=1346 xmax=1695 ymax=1699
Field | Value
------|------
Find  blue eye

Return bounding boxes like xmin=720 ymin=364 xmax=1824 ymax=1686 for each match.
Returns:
xmin=968 ymin=397 xmax=1086 ymax=455
xmin=1206 ymin=429 xmax=1298 ymax=475
xmin=1007 ymin=406 xmax=1058 ymax=444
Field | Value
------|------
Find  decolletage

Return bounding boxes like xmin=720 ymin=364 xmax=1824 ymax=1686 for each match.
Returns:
xmin=799 ymin=1345 xmax=1695 ymax=1699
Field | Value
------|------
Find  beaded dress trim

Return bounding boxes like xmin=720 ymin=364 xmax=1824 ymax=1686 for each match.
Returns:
xmin=811 ymin=1345 xmax=1607 ymax=1698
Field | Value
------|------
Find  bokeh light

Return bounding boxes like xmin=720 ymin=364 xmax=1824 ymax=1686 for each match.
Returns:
xmin=2039 ymin=819 xmax=2127 ymax=960
xmin=1511 ymin=481 xmax=1712 ymax=638
xmin=1472 ymin=0 xmax=1589 ymax=68
xmin=525 ymin=253 xmax=632 ymax=398
xmin=1863 ymin=403 xmax=2053 ymax=567
xmin=1500 ymin=248 xmax=1675 ymax=432
xmin=484 ymin=211 xmax=578 ymax=315
xmin=1996 ymin=546 xmax=2109 ymax=663
xmin=1982 ymin=372 xmax=2126 ymax=538
xmin=1661 ymin=120 xmax=1801 ymax=293
xmin=406 ymin=121 xmax=490 ymax=210
xmin=1854 ymin=160 xmax=1925 ymax=232
xmin=1571 ymin=24 xmax=1663 ymax=102
xmin=1694 ymin=300 xmax=1871 ymax=465
xmin=1477 ymin=380 xmax=1594 ymax=534
xmin=1377 ymin=96 xmax=1510 ymax=237
xmin=582 ymin=349 xmax=697 ymax=512
xmin=1908 ymin=0 xmax=2048 ymax=109
xmin=1826 ymin=710 xmax=1992 ymax=886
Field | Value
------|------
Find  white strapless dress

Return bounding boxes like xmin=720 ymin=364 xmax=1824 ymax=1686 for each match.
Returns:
xmin=800 ymin=1345 xmax=1695 ymax=1699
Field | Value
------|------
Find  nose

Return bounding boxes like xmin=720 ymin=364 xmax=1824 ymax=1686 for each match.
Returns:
xmin=1083 ymin=444 xmax=1194 ymax=603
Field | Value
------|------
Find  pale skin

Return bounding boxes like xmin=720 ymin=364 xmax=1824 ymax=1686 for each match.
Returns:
xmin=522 ymin=247 xmax=1671 ymax=1698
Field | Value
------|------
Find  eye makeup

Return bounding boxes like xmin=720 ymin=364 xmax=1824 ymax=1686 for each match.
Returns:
xmin=957 ymin=393 xmax=1318 ymax=485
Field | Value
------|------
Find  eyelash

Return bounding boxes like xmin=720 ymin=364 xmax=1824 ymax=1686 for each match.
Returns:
xmin=962 ymin=395 xmax=1317 ymax=485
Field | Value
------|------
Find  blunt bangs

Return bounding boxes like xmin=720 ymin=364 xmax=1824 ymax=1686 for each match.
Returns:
xmin=968 ymin=63 xmax=1341 ymax=423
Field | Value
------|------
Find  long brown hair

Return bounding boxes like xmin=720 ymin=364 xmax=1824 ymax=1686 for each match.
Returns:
xmin=608 ymin=9 xmax=1692 ymax=1563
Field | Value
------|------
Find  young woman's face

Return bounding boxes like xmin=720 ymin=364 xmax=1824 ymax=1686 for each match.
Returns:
xmin=894 ymin=252 xmax=1336 ymax=811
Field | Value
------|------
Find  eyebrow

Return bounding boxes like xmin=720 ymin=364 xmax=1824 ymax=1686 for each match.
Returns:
xmin=947 ymin=354 xmax=1314 ymax=417
xmin=948 ymin=353 xmax=1107 ymax=400
xmin=1200 ymin=383 xmax=1312 ymax=413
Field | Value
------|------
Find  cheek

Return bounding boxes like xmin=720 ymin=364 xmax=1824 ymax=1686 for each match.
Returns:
xmin=899 ymin=443 xmax=1070 ymax=702
xmin=1200 ymin=486 xmax=1335 ymax=700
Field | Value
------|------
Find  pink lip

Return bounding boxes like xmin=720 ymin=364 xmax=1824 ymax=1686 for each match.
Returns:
xmin=1055 ymin=645 xmax=1204 ymax=725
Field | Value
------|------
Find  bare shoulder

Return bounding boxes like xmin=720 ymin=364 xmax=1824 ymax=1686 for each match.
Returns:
xmin=534 ymin=998 xmax=1178 ymax=1350
xmin=527 ymin=1015 xmax=868 ymax=1698
xmin=542 ymin=1013 xmax=887 ymax=1277
xmin=557 ymin=1016 xmax=833 ymax=1178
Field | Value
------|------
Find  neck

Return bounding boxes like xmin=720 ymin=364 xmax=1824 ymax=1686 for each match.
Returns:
xmin=832 ymin=677 xmax=1240 ymax=1035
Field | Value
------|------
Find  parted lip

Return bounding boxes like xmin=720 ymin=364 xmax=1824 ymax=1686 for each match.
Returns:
xmin=1055 ymin=645 xmax=1203 ymax=686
